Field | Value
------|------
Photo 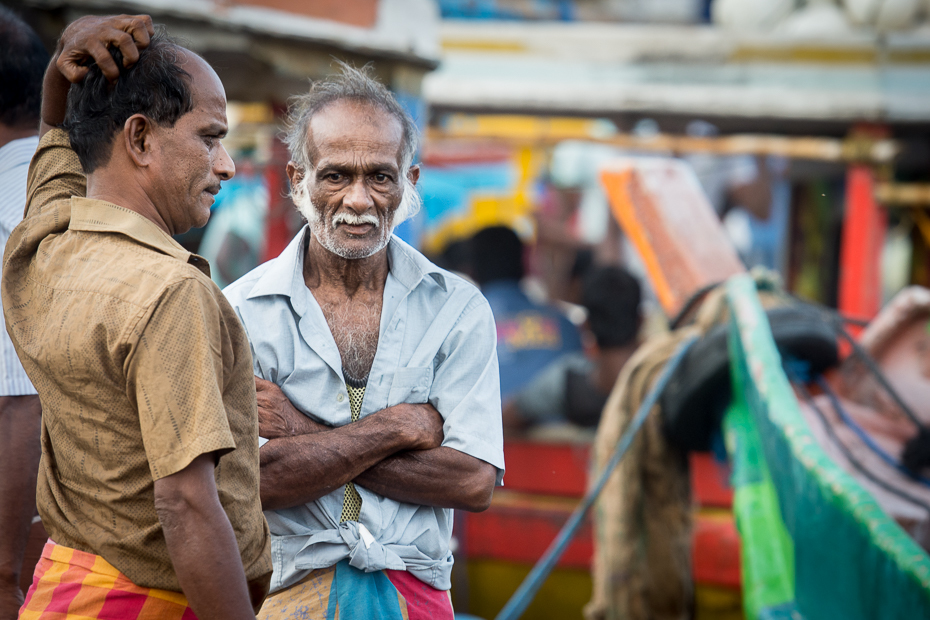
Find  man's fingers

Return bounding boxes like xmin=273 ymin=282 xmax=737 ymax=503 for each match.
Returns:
xmin=128 ymin=15 xmax=155 ymax=45
xmin=56 ymin=53 xmax=89 ymax=83
xmin=55 ymin=14 xmax=156 ymax=84
xmin=255 ymin=376 xmax=274 ymax=392
xmin=119 ymin=15 xmax=154 ymax=65
xmin=86 ymin=39 xmax=121 ymax=81
xmin=112 ymin=30 xmax=140 ymax=67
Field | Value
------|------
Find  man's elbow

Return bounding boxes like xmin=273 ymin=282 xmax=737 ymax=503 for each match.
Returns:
xmin=153 ymin=454 xmax=221 ymax=530
xmin=458 ymin=466 xmax=496 ymax=512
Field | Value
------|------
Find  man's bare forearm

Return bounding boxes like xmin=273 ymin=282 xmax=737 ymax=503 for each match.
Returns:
xmin=354 ymin=447 xmax=496 ymax=512
xmin=259 ymin=404 xmax=442 ymax=511
xmin=154 ymin=454 xmax=256 ymax=620
xmin=39 ymin=51 xmax=69 ymax=137
xmin=0 ymin=395 xmax=41 ymax=618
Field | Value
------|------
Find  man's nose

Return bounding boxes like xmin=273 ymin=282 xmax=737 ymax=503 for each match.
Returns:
xmin=343 ymin=178 xmax=373 ymax=212
xmin=215 ymin=143 xmax=236 ymax=181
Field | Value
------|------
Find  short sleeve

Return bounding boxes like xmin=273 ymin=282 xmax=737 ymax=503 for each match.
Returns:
xmin=26 ymin=128 xmax=86 ymax=219
xmin=430 ymin=295 xmax=505 ymax=484
xmin=126 ymin=278 xmax=237 ymax=480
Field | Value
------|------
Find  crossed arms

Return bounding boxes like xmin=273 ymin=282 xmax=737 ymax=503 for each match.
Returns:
xmin=256 ymin=377 xmax=497 ymax=513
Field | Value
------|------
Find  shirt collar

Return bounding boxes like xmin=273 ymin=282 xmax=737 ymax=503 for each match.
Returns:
xmin=246 ymin=225 xmax=448 ymax=301
xmin=68 ymin=197 xmax=211 ymax=277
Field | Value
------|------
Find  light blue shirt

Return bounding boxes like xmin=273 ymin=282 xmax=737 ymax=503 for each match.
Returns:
xmin=0 ymin=136 xmax=38 ymax=397
xmin=223 ymin=227 xmax=504 ymax=592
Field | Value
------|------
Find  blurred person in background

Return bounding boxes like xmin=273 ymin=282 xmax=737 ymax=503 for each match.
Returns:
xmin=471 ymin=226 xmax=583 ymax=402
xmin=503 ymin=266 xmax=642 ymax=433
xmin=0 ymin=7 xmax=46 ymax=617
xmin=197 ymin=158 xmax=269 ymax=288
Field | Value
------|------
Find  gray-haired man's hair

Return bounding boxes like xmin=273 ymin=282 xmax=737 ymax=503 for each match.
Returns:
xmin=284 ymin=62 xmax=421 ymax=224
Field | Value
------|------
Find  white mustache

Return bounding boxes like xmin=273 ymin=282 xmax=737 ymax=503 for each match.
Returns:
xmin=332 ymin=212 xmax=380 ymax=228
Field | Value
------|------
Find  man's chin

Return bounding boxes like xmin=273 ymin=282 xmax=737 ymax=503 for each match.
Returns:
xmin=324 ymin=236 xmax=390 ymax=260
xmin=192 ymin=199 xmax=214 ymax=229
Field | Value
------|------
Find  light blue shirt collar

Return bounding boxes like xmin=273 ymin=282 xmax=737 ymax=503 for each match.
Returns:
xmin=245 ymin=226 xmax=447 ymax=306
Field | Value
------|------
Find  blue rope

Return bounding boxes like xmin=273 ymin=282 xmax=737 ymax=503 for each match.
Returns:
xmin=494 ymin=335 xmax=699 ymax=620
xmin=815 ymin=376 xmax=930 ymax=489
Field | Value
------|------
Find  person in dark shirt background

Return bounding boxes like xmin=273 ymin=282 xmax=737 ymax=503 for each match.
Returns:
xmin=471 ymin=226 xmax=584 ymax=403
xmin=503 ymin=265 xmax=642 ymax=432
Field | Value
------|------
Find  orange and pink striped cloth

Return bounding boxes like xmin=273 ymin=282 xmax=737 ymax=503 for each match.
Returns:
xmin=19 ymin=541 xmax=196 ymax=619
xmin=20 ymin=540 xmax=454 ymax=620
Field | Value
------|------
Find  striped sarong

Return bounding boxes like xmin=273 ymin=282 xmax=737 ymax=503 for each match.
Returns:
xmin=257 ymin=560 xmax=454 ymax=620
xmin=20 ymin=541 xmax=196 ymax=619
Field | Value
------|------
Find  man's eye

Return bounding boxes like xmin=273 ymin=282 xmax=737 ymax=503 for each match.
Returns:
xmin=326 ymin=173 xmax=343 ymax=182
xmin=373 ymin=174 xmax=388 ymax=183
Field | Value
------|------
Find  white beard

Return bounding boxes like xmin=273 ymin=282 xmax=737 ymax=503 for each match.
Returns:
xmin=293 ymin=177 xmax=414 ymax=260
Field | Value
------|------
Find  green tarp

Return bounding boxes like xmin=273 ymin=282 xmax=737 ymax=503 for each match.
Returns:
xmin=724 ymin=274 xmax=930 ymax=620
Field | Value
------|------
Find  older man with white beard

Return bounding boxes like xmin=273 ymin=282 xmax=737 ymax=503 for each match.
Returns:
xmin=223 ymin=65 xmax=504 ymax=620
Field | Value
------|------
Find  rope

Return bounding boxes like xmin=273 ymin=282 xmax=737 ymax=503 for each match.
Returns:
xmin=494 ymin=335 xmax=699 ymax=620
xmin=815 ymin=376 xmax=930 ymax=489
xmin=776 ymin=291 xmax=926 ymax=432
xmin=787 ymin=367 xmax=930 ymax=517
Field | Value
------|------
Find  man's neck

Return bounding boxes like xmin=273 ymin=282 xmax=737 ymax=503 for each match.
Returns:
xmin=86 ymin=171 xmax=172 ymax=235
xmin=303 ymin=233 xmax=390 ymax=297
xmin=595 ymin=343 xmax=639 ymax=394
xmin=0 ymin=124 xmax=38 ymax=150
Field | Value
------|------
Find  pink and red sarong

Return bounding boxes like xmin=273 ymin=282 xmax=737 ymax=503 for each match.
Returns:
xmin=257 ymin=560 xmax=454 ymax=620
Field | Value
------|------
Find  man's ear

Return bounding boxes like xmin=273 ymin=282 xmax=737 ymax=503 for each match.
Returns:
xmin=286 ymin=161 xmax=304 ymax=193
xmin=406 ymin=163 xmax=420 ymax=187
xmin=123 ymin=114 xmax=153 ymax=167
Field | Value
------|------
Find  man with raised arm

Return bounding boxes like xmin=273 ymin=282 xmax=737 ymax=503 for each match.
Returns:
xmin=4 ymin=15 xmax=271 ymax=619
xmin=223 ymin=65 xmax=504 ymax=619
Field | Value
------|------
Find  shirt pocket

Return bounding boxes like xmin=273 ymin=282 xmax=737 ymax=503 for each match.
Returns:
xmin=387 ymin=366 xmax=432 ymax=406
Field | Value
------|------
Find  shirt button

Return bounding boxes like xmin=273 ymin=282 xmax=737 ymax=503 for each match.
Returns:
xmin=337 ymin=393 xmax=345 ymax=403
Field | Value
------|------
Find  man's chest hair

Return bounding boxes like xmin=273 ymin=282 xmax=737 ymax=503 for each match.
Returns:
xmin=316 ymin=294 xmax=382 ymax=383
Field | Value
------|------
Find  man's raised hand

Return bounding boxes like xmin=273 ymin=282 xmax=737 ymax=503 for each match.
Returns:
xmin=56 ymin=14 xmax=154 ymax=84
xmin=41 ymin=14 xmax=154 ymax=134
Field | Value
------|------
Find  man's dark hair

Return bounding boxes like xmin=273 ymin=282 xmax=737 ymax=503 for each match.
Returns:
xmin=470 ymin=226 xmax=525 ymax=286
xmin=582 ymin=266 xmax=641 ymax=349
xmin=0 ymin=7 xmax=49 ymax=128
xmin=63 ymin=32 xmax=194 ymax=173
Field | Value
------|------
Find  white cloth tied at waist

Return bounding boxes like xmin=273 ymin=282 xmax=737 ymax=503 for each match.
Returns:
xmin=295 ymin=522 xmax=407 ymax=572
xmin=269 ymin=518 xmax=454 ymax=592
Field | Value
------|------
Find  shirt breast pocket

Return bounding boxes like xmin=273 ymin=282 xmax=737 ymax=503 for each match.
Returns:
xmin=387 ymin=366 xmax=432 ymax=406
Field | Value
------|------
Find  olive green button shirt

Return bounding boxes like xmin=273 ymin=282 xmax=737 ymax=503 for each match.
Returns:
xmin=1 ymin=129 xmax=272 ymax=601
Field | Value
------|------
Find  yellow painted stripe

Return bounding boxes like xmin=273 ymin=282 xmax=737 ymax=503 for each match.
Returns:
xmin=731 ymin=45 xmax=876 ymax=64
xmin=441 ymin=39 xmax=527 ymax=53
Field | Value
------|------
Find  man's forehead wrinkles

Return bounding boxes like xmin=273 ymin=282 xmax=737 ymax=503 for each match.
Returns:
xmin=315 ymin=134 xmax=398 ymax=149
xmin=311 ymin=137 xmax=402 ymax=169
xmin=307 ymin=105 xmax=404 ymax=147
xmin=315 ymin=156 xmax=399 ymax=173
